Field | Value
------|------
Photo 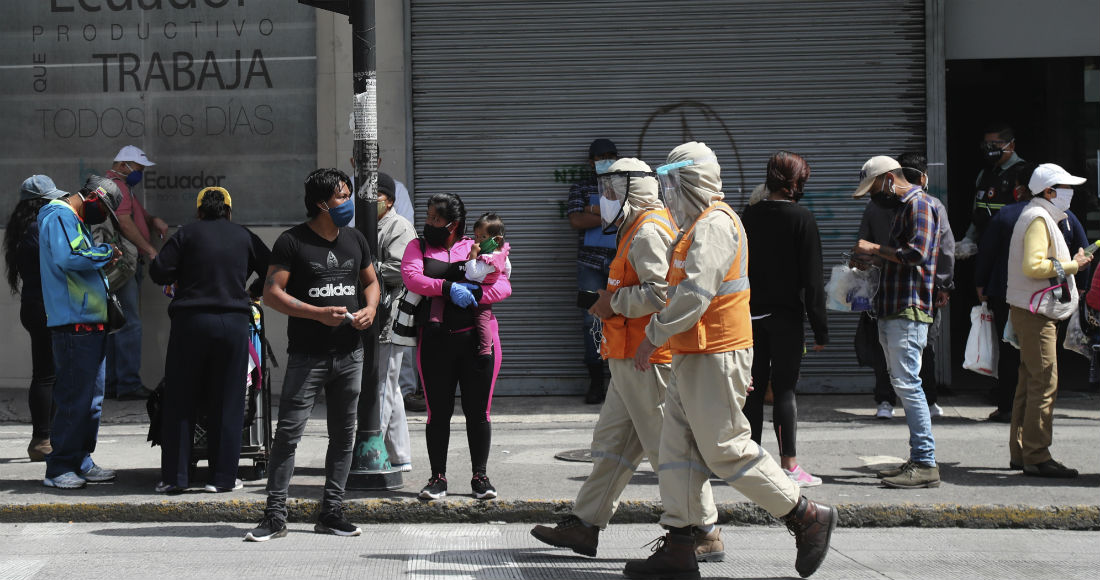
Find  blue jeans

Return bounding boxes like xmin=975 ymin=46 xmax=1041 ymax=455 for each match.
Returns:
xmin=108 ymin=265 xmax=143 ymax=396
xmin=265 ymin=348 xmax=363 ymax=518
xmin=577 ymin=263 xmax=610 ymax=366
xmin=877 ymin=317 xmax=936 ymax=465
xmin=47 ymin=327 xmax=107 ymax=478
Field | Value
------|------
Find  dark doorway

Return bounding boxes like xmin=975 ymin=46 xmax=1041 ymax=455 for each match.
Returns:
xmin=945 ymin=56 xmax=1100 ymax=394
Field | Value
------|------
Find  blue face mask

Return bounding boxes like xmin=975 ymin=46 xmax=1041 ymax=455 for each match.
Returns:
xmin=325 ymin=199 xmax=355 ymax=227
xmin=594 ymin=159 xmax=615 ymax=175
xmin=125 ymin=170 xmax=143 ymax=187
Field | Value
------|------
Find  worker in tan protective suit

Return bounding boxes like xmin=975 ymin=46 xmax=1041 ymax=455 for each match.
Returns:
xmin=530 ymin=158 xmax=723 ymax=562
xmin=624 ymin=142 xmax=836 ymax=580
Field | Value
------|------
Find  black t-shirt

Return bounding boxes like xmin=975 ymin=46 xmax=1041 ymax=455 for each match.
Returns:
xmin=270 ymin=223 xmax=372 ymax=355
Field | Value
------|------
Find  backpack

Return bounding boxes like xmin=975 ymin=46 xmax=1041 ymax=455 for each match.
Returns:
xmin=91 ymin=220 xmax=138 ymax=289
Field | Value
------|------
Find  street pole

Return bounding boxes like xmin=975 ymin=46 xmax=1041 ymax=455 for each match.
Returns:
xmin=299 ymin=0 xmax=400 ymax=490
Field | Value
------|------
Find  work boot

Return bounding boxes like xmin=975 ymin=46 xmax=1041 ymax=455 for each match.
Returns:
xmin=584 ymin=363 xmax=606 ymax=404
xmin=530 ymin=515 xmax=599 ymax=557
xmin=876 ymin=459 xmax=913 ymax=479
xmin=623 ymin=528 xmax=699 ymax=580
xmin=782 ymin=496 xmax=837 ymax=578
xmin=692 ymin=527 xmax=725 ymax=562
xmin=881 ymin=462 xmax=940 ymax=489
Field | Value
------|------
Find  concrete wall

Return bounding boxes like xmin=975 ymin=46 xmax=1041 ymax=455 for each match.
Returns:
xmin=946 ymin=0 xmax=1100 ymax=60
xmin=0 ymin=2 xmax=411 ymax=396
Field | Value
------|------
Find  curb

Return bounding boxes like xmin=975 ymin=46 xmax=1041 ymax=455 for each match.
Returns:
xmin=2 ymin=500 xmax=1097 ymax=530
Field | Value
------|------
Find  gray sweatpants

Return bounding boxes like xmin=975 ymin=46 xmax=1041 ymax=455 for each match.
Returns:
xmin=379 ymin=341 xmax=412 ymax=465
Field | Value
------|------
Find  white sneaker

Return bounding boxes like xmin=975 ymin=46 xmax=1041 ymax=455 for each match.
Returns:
xmin=204 ymin=479 xmax=243 ymax=493
xmin=929 ymin=403 xmax=944 ymax=417
xmin=875 ymin=401 xmax=894 ymax=419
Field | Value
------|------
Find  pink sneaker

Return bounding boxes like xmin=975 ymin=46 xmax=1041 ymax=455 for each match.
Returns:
xmin=785 ymin=465 xmax=823 ymax=487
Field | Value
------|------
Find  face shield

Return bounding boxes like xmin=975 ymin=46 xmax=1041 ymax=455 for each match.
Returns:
xmin=597 ymin=170 xmax=654 ymax=231
xmin=656 ymin=155 xmax=717 ymax=225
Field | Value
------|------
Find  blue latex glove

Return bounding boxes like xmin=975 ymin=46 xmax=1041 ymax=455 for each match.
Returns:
xmin=449 ymin=283 xmax=476 ymax=308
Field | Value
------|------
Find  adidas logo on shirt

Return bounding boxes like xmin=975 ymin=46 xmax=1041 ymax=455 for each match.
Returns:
xmin=308 ymin=283 xmax=357 ymax=298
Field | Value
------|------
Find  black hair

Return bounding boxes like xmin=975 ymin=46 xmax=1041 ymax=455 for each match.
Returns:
xmin=4 ymin=198 xmax=49 ymax=295
xmin=474 ymin=212 xmax=505 ymax=239
xmin=896 ymin=152 xmax=927 ymax=183
xmin=304 ymin=168 xmax=352 ymax=218
xmin=197 ymin=190 xmax=231 ymax=220
xmin=427 ymin=193 xmax=466 ymax=236
xmin=982 ymin=122 xmax=1014 ymax=142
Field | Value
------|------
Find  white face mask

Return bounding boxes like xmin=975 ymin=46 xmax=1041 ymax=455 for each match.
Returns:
xmin=599 ymin=195 xmax=623 ymax=229
xmin=1050 ymin=187 xmax=1074 ymax=212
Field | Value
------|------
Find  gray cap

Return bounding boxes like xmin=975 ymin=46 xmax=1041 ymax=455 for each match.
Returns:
xmin=20 ymin=175 xmax=66 ymax=201
xmin=82 ymin=174 xmax=123 ymax=227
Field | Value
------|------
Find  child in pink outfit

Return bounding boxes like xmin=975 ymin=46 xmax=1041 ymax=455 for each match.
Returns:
xmin=465 ymin=213 xmax=511 ymax=356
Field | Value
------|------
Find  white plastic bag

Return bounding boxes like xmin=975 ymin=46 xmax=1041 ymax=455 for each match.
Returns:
xmin=824 ymin=262 xmax=880 ymax=312
xmin=963 ymin=303 xmax=998 ymax=378
xmin=1002 ymin=316 xmax=1019 ymax=350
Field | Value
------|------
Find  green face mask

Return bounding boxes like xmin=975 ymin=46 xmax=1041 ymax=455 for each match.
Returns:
xmin=377 ymin=200 xmax=388 ymax=216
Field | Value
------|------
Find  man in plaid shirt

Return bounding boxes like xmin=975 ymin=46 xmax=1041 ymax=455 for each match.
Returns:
xmin=852 ymin=156 xmax=941 ymax=490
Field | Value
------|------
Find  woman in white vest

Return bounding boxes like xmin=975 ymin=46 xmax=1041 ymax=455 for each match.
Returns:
xmin=1005 ymin=163 xmax=1090 ymax=479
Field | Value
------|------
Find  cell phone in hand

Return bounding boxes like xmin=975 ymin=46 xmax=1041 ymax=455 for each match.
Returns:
xmin=576 ymin=290 xmax=599 ymax=309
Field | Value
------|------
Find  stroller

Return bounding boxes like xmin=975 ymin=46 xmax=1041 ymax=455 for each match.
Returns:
xmin=147 ymin=300 xmax=275 ymax=480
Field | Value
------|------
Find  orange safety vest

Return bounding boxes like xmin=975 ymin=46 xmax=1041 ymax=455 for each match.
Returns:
xmin=666 ymin=202 xmax=752 ymax=354
xmin=600 ymin=209 xmax=676 ymax=363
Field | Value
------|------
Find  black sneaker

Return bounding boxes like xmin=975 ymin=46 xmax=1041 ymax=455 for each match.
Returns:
xmin=315 ymin=507 xmax=362 ymax=537
xmin=419 ymin=474 xmax=447 ymax=500
xmin=471 ymin=474 xmax=497 ymax=500
xmin=244 ymin=514 xmax=288 ymax=542
xmin=1023 ymin=459 xmax=1079 ymax=478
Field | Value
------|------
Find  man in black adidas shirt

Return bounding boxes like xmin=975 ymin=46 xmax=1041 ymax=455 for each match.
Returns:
xmin=246 ymin=168 xmax=381 ymax=542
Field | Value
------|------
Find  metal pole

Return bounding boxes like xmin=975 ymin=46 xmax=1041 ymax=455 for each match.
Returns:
xmin=347 ymin=0 xmax=401 ymax=490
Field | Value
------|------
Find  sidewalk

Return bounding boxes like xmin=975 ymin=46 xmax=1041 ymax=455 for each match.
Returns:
xmin=1 ymin=388 xmax=1097 ymax=528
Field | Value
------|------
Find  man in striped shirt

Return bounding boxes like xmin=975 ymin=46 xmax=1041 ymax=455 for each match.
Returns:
xmin=852 ymin=155 xmax=941 ymax=490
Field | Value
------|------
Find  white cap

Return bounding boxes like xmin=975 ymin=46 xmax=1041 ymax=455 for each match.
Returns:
xmin=852 ymin=156 xmax=901 ymax=198
xmin=1028 ymin=162 xmax=1085 ymax=194
xmin=113 ymin=145 xmax=156 ymax=167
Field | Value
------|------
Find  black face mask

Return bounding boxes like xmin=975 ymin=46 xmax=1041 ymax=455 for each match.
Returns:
xmin=83 ymin=198 xmax=109 ymax=225
xmin=980 ymin=142 xmax=1008 ymax=165
xmin=422 ymin=223 xmax=452 ymax=247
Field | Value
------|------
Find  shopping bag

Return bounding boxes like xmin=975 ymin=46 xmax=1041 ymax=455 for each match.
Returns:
xmin=1063 ymin=304 xmax=1093 ymax=360
xmin=824 ymin=261 xmax=880 ymax=312
xmin=963 ymin=303 xmax=998 ymax=378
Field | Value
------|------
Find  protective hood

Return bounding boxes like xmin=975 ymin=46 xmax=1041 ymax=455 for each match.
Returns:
xmin=664 ymin=141 xmax=723 ymax=225
xmin=607 ymin=157 xmax=661 ymax=233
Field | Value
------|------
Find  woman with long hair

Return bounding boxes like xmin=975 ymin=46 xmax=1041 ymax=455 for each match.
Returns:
xmin=740 ymin=151 xmax=829 ymax=487
xmin=4 ymin=176 xmax=66 ymax=461
xmin=402 ymin=193 xmax=512 ymax=500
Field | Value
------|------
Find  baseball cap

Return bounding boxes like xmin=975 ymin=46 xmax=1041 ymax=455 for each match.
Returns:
xmin=196 ymin=186 xmax=232 ymax=208
xmin=852 ymin=156 xmax=902 ymax=198
xmin=1028 ymin=162 xmax=1086 ymax=194
xmin=82 ymin=175 xmax=123 ymax=228
xmin=113 ymin=145 xmax=156 ymax=167
xmin=588 ymin=138 xmax=618 ymax=159
xmin=20 ymin=175 xmax=67 ymax=201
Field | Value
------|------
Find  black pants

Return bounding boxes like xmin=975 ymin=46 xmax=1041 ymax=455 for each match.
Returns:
xmin=20 ymin=303 xmax=54 ymax=440
xmin=744 ymin=312 xmax=803 ymax=457
xmin=161 ymin=310 xmax=249 ymax=489
xmin=419 ymin=327 xmax=494 ymax=477
xmin=987 ymin=297 xmax=1021 ymax=413
xmin=869 ymin=312 xmax=940 ymax=406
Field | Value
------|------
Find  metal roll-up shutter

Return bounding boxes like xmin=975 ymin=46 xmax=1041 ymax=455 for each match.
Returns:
xmin=410 ymin=0 xmax=926 ymax=394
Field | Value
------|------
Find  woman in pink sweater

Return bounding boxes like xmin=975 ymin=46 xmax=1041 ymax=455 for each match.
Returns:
xmin=401 ymin=194 xmax=512 ymax=501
